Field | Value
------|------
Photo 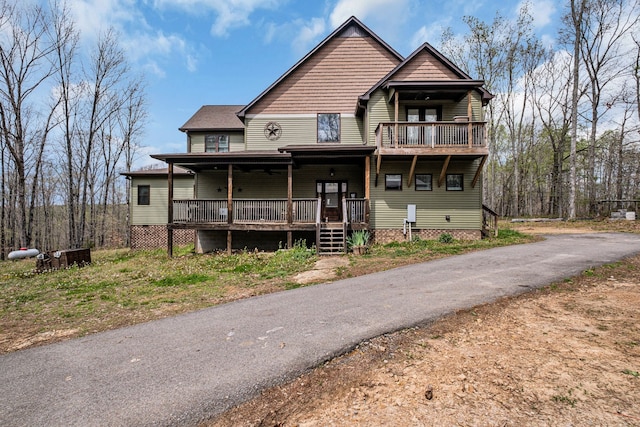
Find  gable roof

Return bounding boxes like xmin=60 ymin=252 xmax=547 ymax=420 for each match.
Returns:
xmin=237 ymin=16 xmax=403 ymax=118
xmin=179 ymin=105 xmax=245 ymax=132
xmin=358 ymin=43 xmax=493 ymax=111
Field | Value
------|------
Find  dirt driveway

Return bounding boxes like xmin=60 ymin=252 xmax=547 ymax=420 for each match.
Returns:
xmin=208 ymin=227 xmax=640 ymax=426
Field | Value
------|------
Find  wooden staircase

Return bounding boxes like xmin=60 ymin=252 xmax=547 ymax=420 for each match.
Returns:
xmin=317 ymin=223 xmax=346 ymax=255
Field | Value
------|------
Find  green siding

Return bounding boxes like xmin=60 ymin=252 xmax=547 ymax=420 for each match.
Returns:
xmin=197 ymin=171 xmax=288 ymax=198
xmin=244 ymin=116 xmax=364 ymax=150
xmin=367 ymin=90 xmax=395 ymax=144
xmin=369 ymin=158 xmax=482 ymax=230
xmin=130 ymin=176 xmax=194 ymax=225
xmin=196 ymin=164 xmax=365 ymax=199
xmin=189 ymin=131 xmax=244 ymax=153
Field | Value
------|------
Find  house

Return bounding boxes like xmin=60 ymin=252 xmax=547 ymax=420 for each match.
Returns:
xmin=122 ymin=166 xmax=195 ymax=249
xmin=145 ymin=16 xmax=494 ymax=255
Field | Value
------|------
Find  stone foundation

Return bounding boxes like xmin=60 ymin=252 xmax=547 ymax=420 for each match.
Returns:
xmin=371 ymin=228 xmax=481 ymax=244
xmin=130 ymin=225 xmax=195 ymax=249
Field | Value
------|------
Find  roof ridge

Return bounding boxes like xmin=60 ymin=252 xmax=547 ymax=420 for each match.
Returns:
xmin=237 ymin=16 xmax=403 ymax=119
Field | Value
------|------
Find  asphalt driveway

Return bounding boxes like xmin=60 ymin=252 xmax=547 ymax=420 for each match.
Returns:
xmin=2 ymin=232 xmax=640 ymax=426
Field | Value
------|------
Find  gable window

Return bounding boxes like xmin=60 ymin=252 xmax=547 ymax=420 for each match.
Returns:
xmin=415 ymin=174 xmax=432 ymax=191
xmin=446 ymin=174 xmax=464 ymax=191
xmin=317 ymin=113 xmax=340 ymax=143
xmin=205 ymin=135 xmax=229 ymax=152
xmin=385 ymin=174 xmax=402 ymax=191
xmin=137 ymin=185 xmax=150 ymax=205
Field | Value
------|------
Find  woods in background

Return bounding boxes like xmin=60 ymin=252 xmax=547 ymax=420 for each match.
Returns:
xmin=442 ymin=0 xmax=640 ymax=219
xmin=0 ymin=0 xmax=146 ymax=257
xmin=1 ymin=0 xmax=639 ymax=257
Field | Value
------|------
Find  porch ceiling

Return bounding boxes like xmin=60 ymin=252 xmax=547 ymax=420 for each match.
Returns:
xmin=386 ymin=80 xmax=487 ymax=103
xmin=278 ymin=144 xmax=375 ymax=165
xmin=151 ymin=151 xmax=292 ymax=173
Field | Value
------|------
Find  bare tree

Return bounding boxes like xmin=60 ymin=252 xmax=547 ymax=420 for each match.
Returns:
xmin=441 ymin=12 xmax=512 ymax=213
xmin=580 ymin=0 xmax=640 ymax=214
xmin=0 ymin=1 xmax=62 ymax=247
xmin=563 ymin=0 xmax=587 ymax=219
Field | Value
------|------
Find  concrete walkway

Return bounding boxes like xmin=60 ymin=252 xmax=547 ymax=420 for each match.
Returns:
xmin=2 ymin=233 xmax=640 ymax=427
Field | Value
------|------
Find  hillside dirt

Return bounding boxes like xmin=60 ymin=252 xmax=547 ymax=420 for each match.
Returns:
xmin=206 ymin=224 xmax=640 ymax=426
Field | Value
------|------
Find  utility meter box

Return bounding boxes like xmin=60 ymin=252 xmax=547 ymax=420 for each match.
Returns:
xmin=407 ymin=204 xmax=416 ymax=223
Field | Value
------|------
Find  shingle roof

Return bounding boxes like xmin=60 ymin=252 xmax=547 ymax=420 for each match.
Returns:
xmin=120 ymin=166 xmax=193 ymax=177
xmin=179 ymin=105 xmax=245 ymax=132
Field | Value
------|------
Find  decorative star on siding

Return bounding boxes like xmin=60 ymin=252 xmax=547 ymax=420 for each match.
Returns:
xmin=264 ymin=121 xmax=282 ymax=140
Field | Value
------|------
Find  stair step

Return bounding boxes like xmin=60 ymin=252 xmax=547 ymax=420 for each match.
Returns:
xmin=317 ymin=224 xmax=346 ymax=255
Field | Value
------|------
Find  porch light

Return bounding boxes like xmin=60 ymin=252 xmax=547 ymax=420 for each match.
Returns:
xmin=330 ymin=168 xmax=335 ymax=177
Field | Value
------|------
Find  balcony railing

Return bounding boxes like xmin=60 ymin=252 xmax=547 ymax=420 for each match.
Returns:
xmin=375 ymin=121 xmax=487 ymax=149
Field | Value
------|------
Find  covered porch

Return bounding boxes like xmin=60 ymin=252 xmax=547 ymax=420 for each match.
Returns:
xmin=153 ymin=146 xmax=374 ymax=256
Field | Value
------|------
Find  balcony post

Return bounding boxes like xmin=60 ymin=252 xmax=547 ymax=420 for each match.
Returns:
xmin=394 ymin=92 xmax=399 ymax=147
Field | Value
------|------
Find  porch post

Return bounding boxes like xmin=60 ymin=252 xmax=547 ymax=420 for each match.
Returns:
xmin=467 ymin=91 xmax=473 ymax=147
xmin=227 ymin=164 xmax=233 ymax=255
xmin=364 ymin=155 xmax=370 ymax=200
xmin=365 ymin=155 xmax=371 ymax=224
xmin=287 ymin=163 xmax=293 ymax=248
xmin=167 ymin=162 xmax=174 ymax=258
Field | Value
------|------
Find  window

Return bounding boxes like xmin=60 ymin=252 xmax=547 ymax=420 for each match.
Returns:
xmin=205 ymin=135 xmax=229 ymax=152
xmin=446 ymin=174 xmax=464 ymax=191
xmin=415 ymin=174 xmax=432 ymax=191
xmin=385 ymin=174 xmax=402 ymax=191
xmin=317 ymin=113 xmax=340 ymax=143
xmin=137 ymin=185 xmax=150 ymax=205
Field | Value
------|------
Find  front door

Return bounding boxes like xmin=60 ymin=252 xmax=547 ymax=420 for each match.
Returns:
xmin=318 ymin=181 xmax=345 ymax=222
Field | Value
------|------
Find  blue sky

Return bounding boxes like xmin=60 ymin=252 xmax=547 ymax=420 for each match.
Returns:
xmin=64 ymin=0 xmax=561 ymax=168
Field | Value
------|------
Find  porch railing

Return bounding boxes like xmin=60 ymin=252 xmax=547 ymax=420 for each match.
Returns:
xmin=173 ymin=199 xmax=228 ymax=223
xmin=293 ymin=198 xmax=319 ymax=223
xmin=346 ymin=198 xmax=368 ymax=223
xmin=234 ymin=199 xmax=287 ymax=223
xmin=173 ymin=198 xmax=369 ymax=226
xmin=172 ymin=198 xmax=320 ymax=224
xmin=375 ymin=121 xmax=486 ymax=149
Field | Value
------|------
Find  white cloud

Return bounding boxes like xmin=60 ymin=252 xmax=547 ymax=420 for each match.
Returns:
xmin=292 ymin=18 xmax=326 ymax=54
xmin=261 ymin=18 xmax=327 ymax=54
xmin=329 ymin=0 xmax=407 ymax=28
xmin=64 ymin=0 xmax=201 ymax=75
xmin=410 ymin=19 xmax=452 ymax=50
xmin=68 ymin=0 xmax=143 ymax=42
xmin=144 ymin=61 xmax=166 ymax=78
xmin=153 ymin=0 xmax=285 ymax=37
xmin=518 ymin=0 xmax=556 ymax=29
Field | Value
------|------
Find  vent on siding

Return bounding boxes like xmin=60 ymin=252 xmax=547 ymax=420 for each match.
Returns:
xmin=339 ymin=23 xmax=369 ymax=38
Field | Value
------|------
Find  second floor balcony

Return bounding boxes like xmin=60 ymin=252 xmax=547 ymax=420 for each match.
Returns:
xmin=375 ymin=120 xmax=488 ymax=155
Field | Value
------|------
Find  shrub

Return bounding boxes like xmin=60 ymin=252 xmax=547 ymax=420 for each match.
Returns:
xmin=438 ymin=233 xmax=454 ymax=243
xmin=347 ymin=230 xmax=370 ymax=249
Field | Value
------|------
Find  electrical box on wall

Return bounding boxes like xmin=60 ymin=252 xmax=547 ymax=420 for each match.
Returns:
xmin=407 ymin=204 xmax=416 ymax=223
